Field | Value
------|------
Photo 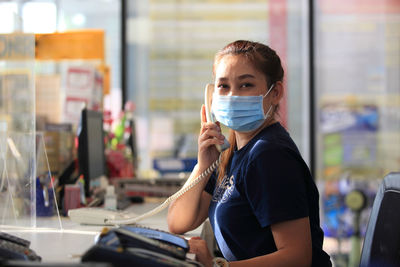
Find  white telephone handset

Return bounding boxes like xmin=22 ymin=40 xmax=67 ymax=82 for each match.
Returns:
xmin=204 ymin=84 xmax=230 ymax=152
xmin=69 ymin=84 xmax=228 ymax=225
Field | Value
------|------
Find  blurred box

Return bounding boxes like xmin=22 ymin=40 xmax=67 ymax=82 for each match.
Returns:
xmin=36 ymin=74 xmax=62 ymax=123
xmin=35 ymin=67 xmax=104 ymax=126
xmin=42 ymin=123 xmax=74 ymax=176
xmin=63 ymin=66 xmax=103 ymax=125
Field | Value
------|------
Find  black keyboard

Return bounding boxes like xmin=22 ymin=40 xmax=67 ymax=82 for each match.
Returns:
xmin=0 ymin=238 xmax=41 ymax=261
xmin=0 ymin=232 xmax=31 ymax=248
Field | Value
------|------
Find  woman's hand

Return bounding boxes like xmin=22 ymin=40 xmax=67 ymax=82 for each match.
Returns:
xmin=188 ymin=237 xmax=213 ymax=267
xmin=198 ymin=105 xmax=226 ymax=170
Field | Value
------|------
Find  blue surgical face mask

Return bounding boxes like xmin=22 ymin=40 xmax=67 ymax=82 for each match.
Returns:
xmin=212 ymin=84 xmax=275 ymax=132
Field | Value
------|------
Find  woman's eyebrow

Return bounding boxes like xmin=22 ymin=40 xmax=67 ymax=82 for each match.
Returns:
xmin=238 ymin=74 xmax=256 ymax=80
xmin=217 ymin=74 xmax=255 ymax=82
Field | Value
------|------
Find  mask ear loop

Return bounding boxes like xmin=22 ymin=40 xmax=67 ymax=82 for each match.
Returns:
xmin=263 ymin=83 xmax=275 ymax=98
xmin=262 ymin=83 xmax=276 ymax=118
xmin=263 ymin=105 xmax=274 ymax=119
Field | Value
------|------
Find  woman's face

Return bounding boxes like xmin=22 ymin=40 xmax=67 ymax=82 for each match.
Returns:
xmin=214 ymin=54 xmax=269 ymax=97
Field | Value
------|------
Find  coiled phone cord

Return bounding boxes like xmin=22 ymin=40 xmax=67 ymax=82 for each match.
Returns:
xmin=105 ymin=153 xmax=222 ymax=225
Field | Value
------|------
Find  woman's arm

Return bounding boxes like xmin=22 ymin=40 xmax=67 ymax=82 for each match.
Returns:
xmin=190 ymin=217 xmax=312 ymax=267
xmin=230 ymin=217 xmax=312 ymax=267
xmin=167 ymin=167 xmax=213 ymax=234
xmin=168 ymin=105 xmax=226 ymax=234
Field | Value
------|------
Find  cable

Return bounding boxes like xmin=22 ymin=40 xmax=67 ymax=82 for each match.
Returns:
xmin=105 ymin=154 xmax=222 ymax=225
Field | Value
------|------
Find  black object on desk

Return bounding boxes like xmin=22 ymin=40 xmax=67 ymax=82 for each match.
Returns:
xmin=2 ymin=261 xmax=112 ymax=267
xmin=0 ymin=232 xmax=41 ymax=262
xmin=82 ymin=225 xmax=201 ymax=267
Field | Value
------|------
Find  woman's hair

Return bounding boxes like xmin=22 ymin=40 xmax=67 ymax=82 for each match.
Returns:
xmin=213 ymin=40 xmax=284 ymax=184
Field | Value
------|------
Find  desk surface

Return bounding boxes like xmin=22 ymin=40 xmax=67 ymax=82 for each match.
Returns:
xmin=1 ymin=202 xmax=203 ymax=263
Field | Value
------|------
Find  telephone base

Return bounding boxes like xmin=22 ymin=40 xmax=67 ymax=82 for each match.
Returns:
xmin=68 ymin=207 xmax=138 ymax=225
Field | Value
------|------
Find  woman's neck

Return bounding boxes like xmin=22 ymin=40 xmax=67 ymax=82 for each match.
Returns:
xmin=235 ymin=118 xmax=277 ymax=150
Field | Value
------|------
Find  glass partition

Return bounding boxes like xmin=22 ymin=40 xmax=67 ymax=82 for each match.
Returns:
xmin=0 ymin=33 xmax=37 ymax=227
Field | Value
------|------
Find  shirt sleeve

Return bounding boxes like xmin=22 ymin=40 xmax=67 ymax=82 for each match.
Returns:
xmin=204 ymin=171 xmax=216 ymax=195
xmin=243 ymin=146 xmax=309 ymax=228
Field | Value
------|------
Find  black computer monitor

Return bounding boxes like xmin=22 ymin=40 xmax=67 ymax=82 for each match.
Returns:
xmin=78 ymin=108 xmax=106 ymax=197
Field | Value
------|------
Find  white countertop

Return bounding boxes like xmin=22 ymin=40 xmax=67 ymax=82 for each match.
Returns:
xmin=0 ymin=202 xmax=203 ymax=263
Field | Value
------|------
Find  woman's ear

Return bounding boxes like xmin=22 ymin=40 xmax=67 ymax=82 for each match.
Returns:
xmin=271 ymin=81 xmax=284 ymax=105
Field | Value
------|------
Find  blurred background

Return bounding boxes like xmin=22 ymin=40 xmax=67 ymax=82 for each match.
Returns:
xmin=0 ymin=0 xmax=399 ymax=266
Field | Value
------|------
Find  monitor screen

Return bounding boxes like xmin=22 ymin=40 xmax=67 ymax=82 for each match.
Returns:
xmin=78 ymin=108 xmax=106 ymax=197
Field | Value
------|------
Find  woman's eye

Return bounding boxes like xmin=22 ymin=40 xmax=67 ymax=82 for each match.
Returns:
xmin=217 ymin=84 xmax=228 ymax=89
xmin=241 ymin=83 xmax=254 ymax=88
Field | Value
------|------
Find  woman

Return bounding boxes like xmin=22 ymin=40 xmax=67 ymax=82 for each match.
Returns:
xmin=167 ymin=40 xmax=331 ymax=267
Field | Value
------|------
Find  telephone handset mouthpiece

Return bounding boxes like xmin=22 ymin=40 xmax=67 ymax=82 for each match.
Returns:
xmin=204 ymin=83 xmax=230 ymax=152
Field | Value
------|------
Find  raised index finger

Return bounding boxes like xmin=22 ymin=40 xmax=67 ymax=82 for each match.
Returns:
xmin=200 ymin=104 xmax=207 ymax=124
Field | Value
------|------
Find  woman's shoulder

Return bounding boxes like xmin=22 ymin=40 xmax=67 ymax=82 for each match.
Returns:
xmin=251 ymin=123 xmax=297 ymax=149
xmin=247 ymin=124 xmax=302 ymax=163
xmin=248 ymin=139 xmax=292 ymax=164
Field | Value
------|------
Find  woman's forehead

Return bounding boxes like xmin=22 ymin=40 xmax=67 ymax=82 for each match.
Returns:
xmin=215 ymin=55 xmax=257 ymax=76
xmin=215 ymin=55 xmax=266 ymax=82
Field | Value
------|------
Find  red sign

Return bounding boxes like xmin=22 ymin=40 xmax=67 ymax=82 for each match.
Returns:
xmin=269 ymin=0 xmax=288 ymax=128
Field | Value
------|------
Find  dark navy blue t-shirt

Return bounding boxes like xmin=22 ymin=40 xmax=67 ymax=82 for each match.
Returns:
xmin=205 ymin=122 xmax=331 ymax=266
